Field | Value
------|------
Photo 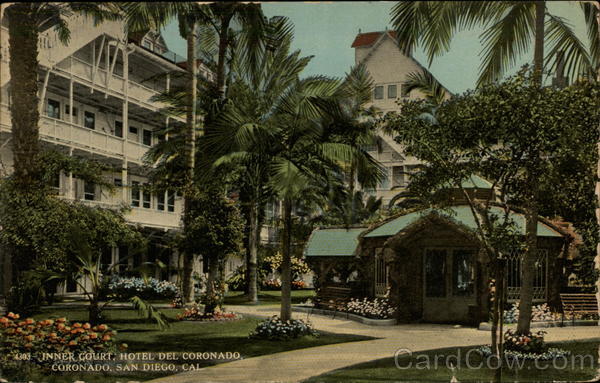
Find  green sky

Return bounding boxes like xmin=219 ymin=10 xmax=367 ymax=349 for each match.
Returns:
xmin=161 ymin=1 xmax=589 ymax=94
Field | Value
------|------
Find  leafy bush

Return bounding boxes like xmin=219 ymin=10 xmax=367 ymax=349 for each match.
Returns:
xmin=264 ymin=252 xmax=311 ymax=280
xmin=262 ymin=278 xmax=281 ymax=290
xmin=345 ymin=297 xmax=396 ymax=319
xmin=103 ymin=275 xmax=179 ymax=301
xmin=250 ymin=316 xmax=318 ymax=340
xmin=478 ymin=345 xmax=571 ymax=361
xmin=176 ymin=304 xmax=241 ymax=321
xmin=504 ymin=328 xmax=548 ymax=354
xmin=0 ymin=312 xmax=125 ymax=368
xmin=292 ymin=280 xmax=306 ymax=289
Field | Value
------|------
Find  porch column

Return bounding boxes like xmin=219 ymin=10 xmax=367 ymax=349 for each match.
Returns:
xmin=68 ymin=147 xmax=75 ymax=199
xmin=38 ymin=69 xmax=51 ymax=114
xmin=121 ymin=163 xmax=128 ymax=203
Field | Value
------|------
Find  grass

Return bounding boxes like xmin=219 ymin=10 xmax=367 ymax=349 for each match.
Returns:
xmin=5 ymin=305 xmax=370 ymax=383
xmin=224 ymin=289 xmax=315 ymax=306
xmin=305 ymin=339 xmax=600 ymax=383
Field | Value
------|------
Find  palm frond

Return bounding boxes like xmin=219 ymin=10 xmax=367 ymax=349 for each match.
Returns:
xmin=404 ymin=71 xmax=447 ymax=105
xmin=580 ymin=2 xmax=600 ymax=77
xmin=130 ymin=296 xmax=170 ymax=330
xmin=545 ymin=14 xmax=595 ymax=83
xmin=478 ymin=2 xmax=536 ymax=86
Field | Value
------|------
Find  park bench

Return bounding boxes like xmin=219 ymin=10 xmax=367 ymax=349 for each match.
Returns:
xmin=559 ymin=293 xmax=598 ymax=325
xmin=313 ymin=285 xmax=352 ymax=319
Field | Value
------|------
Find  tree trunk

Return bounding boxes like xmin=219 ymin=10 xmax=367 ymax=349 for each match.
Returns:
xmin=216 ymin=15 xmax=232 ymax=100
xmin=280 ymin=198 xmax=293 ymax=321
xmin=6 ymin=4 xmax=41 ymax=188
xmin=88 ymin=299 xmax=102 ymax=325
xmin=247 ymin=200 xmax=259 ymax=303
xmin=517 ymin=0 xmax=545 ymax=334
xmin=205 ymin=257 xmax=219 ymax=314
xmin=593 ymin=0 xmax=600 ymax=331
xmin=182 ymin=22 xmax=199 ymax=304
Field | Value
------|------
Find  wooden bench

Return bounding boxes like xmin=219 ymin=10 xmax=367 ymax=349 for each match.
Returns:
xmin=313 ymin=286 xmax=352 ymax=319
xmin=560 ymin=293 xmax=598 ymax=325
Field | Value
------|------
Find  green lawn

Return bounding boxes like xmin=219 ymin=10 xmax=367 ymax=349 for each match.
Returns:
xmin=224 ymin=289 xmax=315 ymax=306
xmin=6 ymin=305 xmax=369 ymax=383
xmin=305 ymin=340 xmax=600 ymax=383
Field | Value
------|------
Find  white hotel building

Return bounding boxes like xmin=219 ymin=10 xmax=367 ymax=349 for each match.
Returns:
xmin=0 ymin=15 xmax=234 ymax=294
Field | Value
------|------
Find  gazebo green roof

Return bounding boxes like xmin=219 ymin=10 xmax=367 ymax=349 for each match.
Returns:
xmin=364 ymin=205 xmax=562 ymax=238
xmin=304 ymin=228 xmax=365 ymax=257
xmin=460 ymin=175 xmax=493 ymax=189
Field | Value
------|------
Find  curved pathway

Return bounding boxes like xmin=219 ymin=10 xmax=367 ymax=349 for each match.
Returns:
xmin=149 ymin=305 xmax=599 ymax=383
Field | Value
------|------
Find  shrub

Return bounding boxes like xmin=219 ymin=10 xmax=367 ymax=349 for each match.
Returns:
xmin=176 ymin=304 xmax=241 ymax=321
xmin=292 ymin=280 xmax=306 ymax=290
xmin=0 ymin=312 xmax=125 ymax=368
xmin=345 ymin=297 xmax=396 ymax=319
xmin=478 ymin=344 xmax=571 ymax=361
xmin=262 ymin=279 xmax=281 ymax=290
xmin=504 ymin=328 xmax=548 ymax=354
xmin=503 ymin=302 xmax=560 ymax=324
xmin=103 ymin=275 xmax=179 ymax=301
xmin=250 ymin=316 xmax=318 ymax=340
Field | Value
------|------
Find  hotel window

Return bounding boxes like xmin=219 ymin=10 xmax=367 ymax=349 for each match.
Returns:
xmin=129 ymin=126 xmax=138 ymax=135
xmin=47 ymin=99 xmax=61 ymax=119
xmin=167 ymin=191 xmax=175 ymax=212
xmin=114 ymin=178 xmax=122 ymax=187
xmin=387 ymin=84 xmax=397 ymax=99
xmin=378 ymin=167 xmax=390 ymax=190
xmin=64 ymin=104 xmax=78 ymax=119
xmin=142 ymin=39 xmax=153 ymax=50
xmin=131 ymin=181 xmax=140 ymax=207
xmin=392 ymin=166 xmax=405 ymax=188
xmin=373 ymin=86 xmax=384 ymax=100
xmin=84 ymin=111 xmax=95 ymax=130
xmin=401 ymin=83 xmax=410 ymax=98
xmin=143 ymin=129 xmax=152 ymax=146
xmin=50 ymin=171 xmax=60 ymax=193
xmin=114 ymin=121 xmax=123 ymax=138
xmin=84 ymin=181 xmax=95 ymax=201
xmin=157 ymin=192 xmax=165 ymax=211
xmin=143 ymin=189 xmax=151 ymax=208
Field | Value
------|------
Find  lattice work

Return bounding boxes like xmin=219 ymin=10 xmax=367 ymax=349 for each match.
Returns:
xmin=374 ymin=249 xmax=389 ymax=297
xmin=506 ymin=248 xmax=548 ymax=302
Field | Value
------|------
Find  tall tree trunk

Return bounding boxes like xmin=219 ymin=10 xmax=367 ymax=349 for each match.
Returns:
xmin=6 ymin=4 xmax=41 ymax=188
xmin=182 ymin=22 xmax=198 ymax=304
xmin=517 ymin=0 xmax=545 ymax=334
xmin=247 ymin=200 xmax=259 ymax=303
xmin=593 ymin=0 xmax=600 ymax=332
xmin=205 ymin=257 xmax=219 ymax=314
xmin=216 ymin=15 xmax=232 ymax=100
xmin=280 ymin=198 xmax=292 ymax=321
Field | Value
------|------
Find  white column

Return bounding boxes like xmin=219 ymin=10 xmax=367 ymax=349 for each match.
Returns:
xmin=68 ymin=147 xmax=75 ymax=199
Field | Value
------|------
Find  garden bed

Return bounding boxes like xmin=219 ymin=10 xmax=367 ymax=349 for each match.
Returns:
xmin=293 ymin=305 xmax=397 ymax=326
xmin=478 ymin=319 xmax=599 ymax=331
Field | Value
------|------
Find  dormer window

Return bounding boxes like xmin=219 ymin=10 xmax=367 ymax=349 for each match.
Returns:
xmin=142 ymin=39 xmax=153 ymax=50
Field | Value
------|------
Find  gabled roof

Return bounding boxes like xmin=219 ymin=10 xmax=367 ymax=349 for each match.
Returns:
xmin=351 ymin=31 xmax=397 ymax=48
xmin=304 ymin=228 xmax=366 ymax=257
xmin=363 ymin=205 xmax=562 ymax=238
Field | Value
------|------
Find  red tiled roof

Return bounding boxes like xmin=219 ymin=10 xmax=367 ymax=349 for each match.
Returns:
xmin=351 ymin=31 xmax=397 ymax=48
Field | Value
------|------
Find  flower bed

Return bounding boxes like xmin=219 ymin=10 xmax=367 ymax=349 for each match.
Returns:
xmin=345 ymin=297 xmax=396 ymax=319
xmin=503 ymin=302 xmax=561 ymax=324
xmin=176 ymin=304 xmax=241 ymax=322
xmin=0 ymin=312 xmax=125 ymax=368
xmin=104 ymin=276 xmax=179 ymax=301
xmin=477 ymin=328 xmax=570 ymax=361
xmin=250 ymin=316 xmax=318 ymax=340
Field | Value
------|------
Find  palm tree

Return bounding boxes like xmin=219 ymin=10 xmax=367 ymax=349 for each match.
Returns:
xmin=3 ymin=3 xmax=119 ymax=188
xmin=122 ymin=2 xmax=213 ymax=303
xmin=391 ymin=0 xmax=599 ymax=334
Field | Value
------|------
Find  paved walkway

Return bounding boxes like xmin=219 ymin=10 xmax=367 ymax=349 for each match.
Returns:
xmin=149 ymin=305 xmax=600 ymax=383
